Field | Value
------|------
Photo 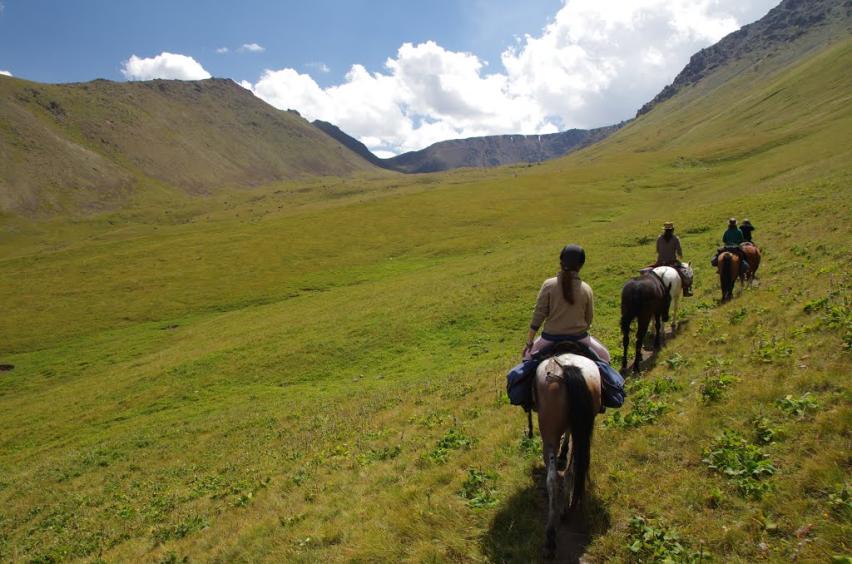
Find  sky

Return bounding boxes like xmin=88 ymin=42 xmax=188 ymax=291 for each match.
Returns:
xmin=0 ymin=0 xmax=780 ymax=156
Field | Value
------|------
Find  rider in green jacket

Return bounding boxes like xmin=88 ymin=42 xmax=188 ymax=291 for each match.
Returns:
xmin=712 ymin=218 xmax=749 ymax=273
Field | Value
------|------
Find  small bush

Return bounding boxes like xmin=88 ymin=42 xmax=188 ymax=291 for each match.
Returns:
xmin=827 ymin=483 xmax=851 ymax=520
xmin=459 ymin=468 xmax=498 ymax=508
xmin=427 ymin=428 xmax=474 ymax=464
xmin=703 ymin=431 xmax=775 ymax=499
xmin=357 ymin=445 xmax=402 ymax=465
xmin=753 ymin=417 xmax=779 ymax=445
xmin=664 ymin=353 xmax=690 ymax=370
xmin=753 ymin=334 xmax=793 ymax=363
xmin=626 ymin=515 xmax=709 ymax=562
xmin=700 ymin=374 xmax=738 ymax=403
xmin=776 ymin=392 xmax=819 ymax=418
xmin=729 ymin=307 xmax=748 ymax=324
xmin=605 ymin=397 xmax=667 ymax=429
xmin=518 ymin=435 xmax=542 ymax=459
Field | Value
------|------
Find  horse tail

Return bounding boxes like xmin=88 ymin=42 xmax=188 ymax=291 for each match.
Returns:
xmin=564 ymin=364 xmax=594 ymax=510
xmin=720 ymin=253 xmax=732 ymax=295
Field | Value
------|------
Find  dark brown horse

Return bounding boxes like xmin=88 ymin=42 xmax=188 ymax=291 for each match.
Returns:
xmin=740 ymin=243 xmax=762 ymax=283
xmin=620 ymin=272 xmax=672 ymax=373
xmin=718 ymin=251 xmax=741 ymax=301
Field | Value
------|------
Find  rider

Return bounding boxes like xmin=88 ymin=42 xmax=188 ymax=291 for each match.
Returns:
xmin=653 ymin=222 xmax=693 ymax=297
xmin=711 ymin=218 xmax=749 ymax=274
xmin=523 ymin=244 xmax=610 ymax=363
xmin=740 ymin=218 xmax=755 ymax=243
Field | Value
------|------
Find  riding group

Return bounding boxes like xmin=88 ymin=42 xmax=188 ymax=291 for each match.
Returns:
xmin=505 ymin=218 xmax=762 ymax=558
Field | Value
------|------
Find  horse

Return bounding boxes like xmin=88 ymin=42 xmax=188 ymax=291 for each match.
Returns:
xmin=620 ymin=272 xmax=672 ymax=374
xmin=534 ymin=353 xmax=600 ymax=559
xmin=718 ymin=251 xmax=741 ymax=301
xmin=740 ymin=243 xmax=761 ymax=283
xmin=653 ymin=263 xmax=690 ymax=333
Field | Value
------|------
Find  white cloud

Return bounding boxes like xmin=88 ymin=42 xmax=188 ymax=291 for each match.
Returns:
xmin=0 ymin=70 xmax=11 ymax=77
xmin=243 ymin=0 xmax=778 ymax=154
xmin=306 ymin=61 xmax=331 ymax=73
xmin=121 ymin=52 xmax=211 ymax=81
xmin=239 ymin=43 xmax=265 ymax=53
xmin=216 ymin=47 xmax=229 ymax=54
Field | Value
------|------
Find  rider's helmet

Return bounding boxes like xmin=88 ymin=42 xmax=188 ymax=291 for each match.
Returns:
xmin=742 ymin=218 xmax=752 ymax=227
xmin=560 ymin=244 xmax=586 ymax=271
xmin=728 ymin=217 xmax=737 ymax=226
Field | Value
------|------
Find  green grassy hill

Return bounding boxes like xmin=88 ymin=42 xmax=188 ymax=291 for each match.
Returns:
xmin=0 ymin=77 xmax=382 ymax=215
xmin=0 ymin=14 xmax=850 ymax=564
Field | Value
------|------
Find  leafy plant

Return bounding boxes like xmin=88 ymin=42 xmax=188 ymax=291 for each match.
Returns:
xmin=703 ymin=431 xmax=776 ymax=499
xmin=753 ymin=416 xmax=779 ymax=445
xmin=664 ymin=353 xmax=691 ymax=370
xmin=753 ymin=334 xmax=793 ymax=363
xmin=518 ymin=435 xmax=542 ymax=459
xmin=427 ymin=428 xmax=475 ymax=463
xmin=699 ymin=374 xmax=738 ymax=403
xmin=776 ymin=392 xmax=819 ymax=418
xmin=827 ymin=483 xmax=852 ymax=520
xmin=605 ymin=397 xmax=667 ymax=429
xmin=459 ymin=468 xmax=498 ymax=509
xmin=626 ymin=515 xmax=709 ymax=562
xmin=357 ymin=445 xmax=402 ymax=465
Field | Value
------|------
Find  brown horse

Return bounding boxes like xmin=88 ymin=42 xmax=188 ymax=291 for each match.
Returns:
xmin=620 ymin=272 xmax=672 ymax=374
xmin=534 ymin=353 xmax=600 ymax=559
xmin=718 ymin=251 xmax=741 ymax=301
xmin=740 ymin=243 xmax=761 ymax=283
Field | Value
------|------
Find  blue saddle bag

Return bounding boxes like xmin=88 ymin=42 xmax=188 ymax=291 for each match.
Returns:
xmin=506 ymin=358 xmax=537 ymax=409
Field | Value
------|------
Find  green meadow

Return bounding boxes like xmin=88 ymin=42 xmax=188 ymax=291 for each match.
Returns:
xmin=1 ymin=39 xmax=850 ymax=562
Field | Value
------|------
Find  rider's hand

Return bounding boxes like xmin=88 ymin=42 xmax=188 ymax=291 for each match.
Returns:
xmin=522 ymin=341 xmax=533 ymax=358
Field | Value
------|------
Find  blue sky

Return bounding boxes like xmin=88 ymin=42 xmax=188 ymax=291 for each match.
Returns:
xmin=0 ymin=0 xmax=560 ymax=86
xmin=0 ymin=1 xmax=779 ymax=154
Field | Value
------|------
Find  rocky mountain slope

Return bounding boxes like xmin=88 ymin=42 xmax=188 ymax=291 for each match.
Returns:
xmin=0 ymin=77 xmax=380 ymax=214
xmin=638 ymin=0 xmax=852 ymax=116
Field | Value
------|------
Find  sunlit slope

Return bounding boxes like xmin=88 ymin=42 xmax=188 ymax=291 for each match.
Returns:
xmin=0 ymin=39 xmax=850 ymax=564
xmin=0 ymin=76 xmax=381 ymax=214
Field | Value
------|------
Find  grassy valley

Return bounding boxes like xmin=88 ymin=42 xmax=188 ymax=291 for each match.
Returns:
xmin=0 ymin=11 xmax=850 ymax=564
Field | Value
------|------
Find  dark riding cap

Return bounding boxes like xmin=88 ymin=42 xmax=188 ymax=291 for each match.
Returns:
xmin=560 ymin=244 xmax=586 ymax=271
xmin=742 ymin=218 xmax=752 ymax=227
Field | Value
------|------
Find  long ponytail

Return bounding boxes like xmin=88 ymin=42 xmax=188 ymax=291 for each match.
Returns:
xmin=561 ymin=271 xmax=575 ymax=304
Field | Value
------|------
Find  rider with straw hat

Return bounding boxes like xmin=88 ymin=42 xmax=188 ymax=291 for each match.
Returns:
xmin=654 ymin=222 xmax=693 ymax=296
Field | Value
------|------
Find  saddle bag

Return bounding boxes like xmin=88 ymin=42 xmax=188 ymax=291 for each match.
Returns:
xmin=506 ymin=358 xmax=537 ymax=410
xmin=596 ymin=361 xmax=626 ymax=408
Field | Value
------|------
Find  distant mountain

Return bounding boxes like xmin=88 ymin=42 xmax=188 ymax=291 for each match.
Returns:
xmin=311 ymin=119 xmax=387 ymax=168
xmin=312 ymin=121 xmax=623 ymax=174
xmin=0 ymin=77 xmax=380 ymax=214
xmin=638 ymin=0 xmax=852 ymax=116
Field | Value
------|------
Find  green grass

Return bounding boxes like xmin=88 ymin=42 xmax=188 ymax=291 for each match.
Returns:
xmin=0 ymin=38 xmax=850 ymax=563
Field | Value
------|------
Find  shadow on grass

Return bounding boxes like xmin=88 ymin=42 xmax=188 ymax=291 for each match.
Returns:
xmin=482 ymin=466 xmax=611 ymax=563
xmin=619 ymin=318 xmax=692 ymax=377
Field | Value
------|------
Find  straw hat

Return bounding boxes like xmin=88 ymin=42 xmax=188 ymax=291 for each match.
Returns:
xmin=663 ymin=221 xmax=674 ymax=230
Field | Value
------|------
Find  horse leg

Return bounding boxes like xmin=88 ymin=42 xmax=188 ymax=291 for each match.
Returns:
xmin=543 ymin=442 xmax=560 ymax=559
xmin=621 ymin=316 xmax=631 ymax=373
xmin=634 ymin=316 xmax=650 ymax=373
xmin=654 ymin=313 xmax=663 ymax=349
xmin=557 ymin=433 xmax=570 ymax=470
xmin=671 ymin=293 xmax=680 ymax=334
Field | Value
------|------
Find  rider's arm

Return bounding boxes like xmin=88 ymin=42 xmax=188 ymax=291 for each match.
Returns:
xmin=676 ymin=237 xmax=683 ymax=259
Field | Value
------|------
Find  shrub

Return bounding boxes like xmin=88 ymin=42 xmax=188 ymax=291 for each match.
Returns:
xmin=459 ymin=468 xmax=498 ymax=508
xmin=605 ymin=397 xmax=667 ymax=429
xmin=753 ymin=417 xmax=779 ymax=445
xmin=776 ymin=392 xmax=819 ymax=418
xmin=626 ymin=515 xmax=710 ymax=562
xmin=427 ymin=428 xmax=474 ymax=463
xmin=703 ymin=431 xmax=776 ymax=499
xmin=699 ymin=374 xmax=738 ymax=403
